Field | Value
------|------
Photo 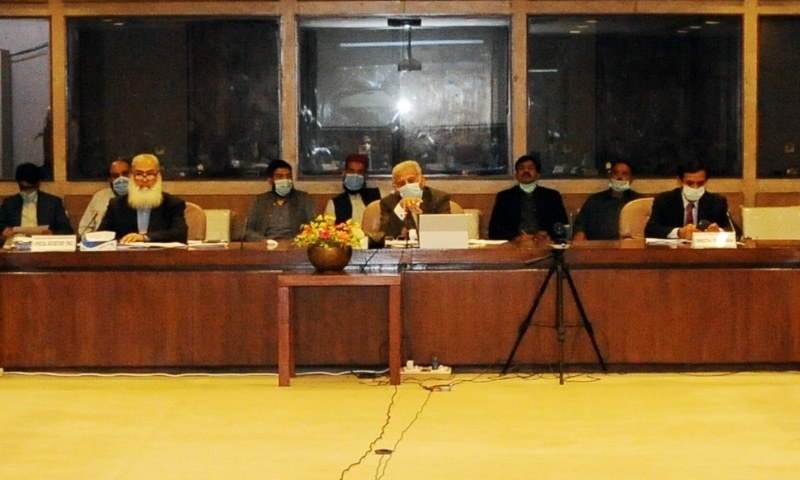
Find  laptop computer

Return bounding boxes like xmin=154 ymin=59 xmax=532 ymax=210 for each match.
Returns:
xmin=741 ymin=206 xmax=800 ymax=240
xmin=418 ymin=213 xmax=470 ymax=249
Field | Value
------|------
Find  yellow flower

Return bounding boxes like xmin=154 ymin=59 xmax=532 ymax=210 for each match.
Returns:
xmin=292 ymin=214 xmax=363 ymax=248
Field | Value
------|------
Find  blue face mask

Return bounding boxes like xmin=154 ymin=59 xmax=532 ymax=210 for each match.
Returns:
xmin=20 ymin=190 xmax=38 ymax=203
xmin=343 ymin=174 xmax=365 ymax=192
xmin=112 ymin=176 xmax=130 ymax=196
xmin=398 ymin=182 xmax=423 ymax=199
xmin=273 ymin=179 xmax=293 ymax=197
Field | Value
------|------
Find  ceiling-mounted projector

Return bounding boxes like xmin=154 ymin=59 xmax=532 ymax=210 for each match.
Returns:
xmin=388 ymin=17 xmax=422 ymax=71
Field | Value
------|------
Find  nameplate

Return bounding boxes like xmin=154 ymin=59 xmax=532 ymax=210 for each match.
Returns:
xmin=691 ymin=231 xmax=737 ymax=249
xmin=31 ymin=235 xmax=77 ymax=252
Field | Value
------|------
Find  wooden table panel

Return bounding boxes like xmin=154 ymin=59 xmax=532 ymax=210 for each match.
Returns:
xmin=2 ymin=243 xmax=799 ymax=371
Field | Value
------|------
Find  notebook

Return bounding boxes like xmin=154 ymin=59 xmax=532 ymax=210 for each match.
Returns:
xmin=418 ymin=214 xmax=470 ymax=249
xmin=741 ymin=206 xmax=800 ymax=240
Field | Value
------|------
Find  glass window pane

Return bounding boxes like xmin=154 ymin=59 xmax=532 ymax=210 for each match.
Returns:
xmin=298 ymin=17 xmax=510 ymax=177
xmin=67 ymin=17 xmax=280 ymax=180
xmin=758 ymin=17 xmax=800 ymax=178
xmin=528 ymin=15 xmax=742 ymax=178
xmin=0 ymin=18 xmax=51 ymax=180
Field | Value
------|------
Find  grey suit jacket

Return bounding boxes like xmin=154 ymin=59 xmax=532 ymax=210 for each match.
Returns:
xmin=244 ymin=189 xmax=316 ymax=241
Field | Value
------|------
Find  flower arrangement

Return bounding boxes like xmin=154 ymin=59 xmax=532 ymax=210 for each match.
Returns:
xmin=293 ymin=214 xmax=364 ymax=249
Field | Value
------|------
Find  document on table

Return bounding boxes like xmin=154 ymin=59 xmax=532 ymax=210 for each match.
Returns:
xmin=645 ymin=238 xmax=689 ymax=246
xmin=116 ymin=242 xmax=187 ymax=250
xmin=187 ymin=240 xmax=229 ymax=250
xmin=468 ymin=239 xmax=508 ymax=247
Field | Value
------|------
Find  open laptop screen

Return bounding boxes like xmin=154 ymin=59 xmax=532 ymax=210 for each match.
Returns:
xmin=418 ymin=214 xmax=470 ymax=249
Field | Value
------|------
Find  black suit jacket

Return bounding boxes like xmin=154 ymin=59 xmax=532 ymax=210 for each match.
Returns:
xmin=331 ymin=187 xmax=381 ymax=224
xmin=644 ymin=188 xmax=730 ymax=238
xmin=488 ymin=185 xmax=568 ymax=240
xmin=98 ymin=192 xmax=188 ymax=242
xmin=0 ymin=191 xmax=74 ymax=237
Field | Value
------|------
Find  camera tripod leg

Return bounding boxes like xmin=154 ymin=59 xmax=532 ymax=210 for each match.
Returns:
xmin=501 ymin=265 xmax=556 ymax=375
xmin=562 ymin=264 xmax=607 ymax=372
xmin=503 ymin=250 xmax=607 ymax=383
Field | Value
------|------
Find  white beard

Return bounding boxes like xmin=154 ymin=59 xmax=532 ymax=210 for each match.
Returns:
xmin=127 ymin=177 xmax=164 ymax=209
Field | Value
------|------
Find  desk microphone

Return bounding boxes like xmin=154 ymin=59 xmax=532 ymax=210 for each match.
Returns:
xmin=359 ymin=249 xmax=379 ymax=273
xmin=403 ymin=209 xmax=415 ymax=248
xmin=239 ymin=214 xmax=249 ymax=251
xmin=78 ymin=211 xmax=99 ymax=239
xmin=726 ymin=211 xmax=739 ymax=239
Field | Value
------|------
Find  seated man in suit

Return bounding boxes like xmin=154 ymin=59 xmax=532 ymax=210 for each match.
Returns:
xmin=488 ymin=154 xmax=568 ymax=241
xmin=573 ymin=160 xmax=643 ymax=241
xmin=244 ymin=159 xmax=316 ymax=241
xmin=78 ymin=158 xmax=131 ymax=236
xmin=0 ymin=162 xmax=73 ymax=239
xmin=379 ymin=159 xmax=450 ymax=239
xmin=98 ymin=153 xmax=188 ymax=243
xmin=645 ymin=160 xmax=730 ymax=239
xmin=324 ymin=154 xmax=381 ymax=224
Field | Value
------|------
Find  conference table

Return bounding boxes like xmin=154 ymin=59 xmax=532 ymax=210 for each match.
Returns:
xmin=1 ymin=240 xmax=799 ymax=372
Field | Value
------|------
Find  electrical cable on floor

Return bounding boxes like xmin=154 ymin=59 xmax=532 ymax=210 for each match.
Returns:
xmin=338 ymin=385 xmax=398 ymax=480
xmin=374 ymin=388 xmax=433 ymax=480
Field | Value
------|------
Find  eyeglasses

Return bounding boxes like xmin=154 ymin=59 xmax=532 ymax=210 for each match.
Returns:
xmin=133 ymin=170 xmax=159 ymax=180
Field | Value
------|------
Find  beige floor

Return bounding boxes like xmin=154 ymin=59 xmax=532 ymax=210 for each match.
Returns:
xmin=1 ymin=370 xmax=799 ymax=479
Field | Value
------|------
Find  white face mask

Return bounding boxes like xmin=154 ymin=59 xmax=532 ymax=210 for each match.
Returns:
xmin=609 ymin=179 xmax=631 ymax=192
xmin=273 ymin=179 xmax=293 ymax=197
xmin=682 ymin=185 xmax=705 ymax=202
xmin=519 ymin=181 xmax=537 ymax=194
xmin=398 ymin=182 xmax=423 ymax=199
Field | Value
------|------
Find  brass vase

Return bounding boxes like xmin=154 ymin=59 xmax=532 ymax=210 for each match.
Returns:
xmin=306 ymin=245 xmax=352 ymax=272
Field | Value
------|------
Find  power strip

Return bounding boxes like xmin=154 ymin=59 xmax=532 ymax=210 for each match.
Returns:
xmin=400 ymin=365 xmax=452 ymax=376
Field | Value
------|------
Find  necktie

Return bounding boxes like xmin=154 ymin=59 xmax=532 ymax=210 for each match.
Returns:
xmin=684 ymin=202 xmax=695 ymax=226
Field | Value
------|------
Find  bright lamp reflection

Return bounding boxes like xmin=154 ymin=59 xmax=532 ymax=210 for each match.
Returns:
xmin=396 ymin=98 xmax=412 ymax=114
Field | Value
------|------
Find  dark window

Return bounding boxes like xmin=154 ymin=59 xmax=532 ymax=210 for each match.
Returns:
xmin=528 ymin=15 xmax=742 ymax=178
xmin=758 ymin=16 xmax=800 ymax=178
xmin=67 ymin=17 xmax=280 ymax=180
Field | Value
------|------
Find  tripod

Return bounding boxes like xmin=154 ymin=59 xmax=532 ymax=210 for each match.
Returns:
xmin=502 ymin=246 xmax=606 ymax=384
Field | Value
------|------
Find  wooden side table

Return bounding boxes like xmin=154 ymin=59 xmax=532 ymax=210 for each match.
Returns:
xmin=276 ymin=273 xmax=402 ymax=386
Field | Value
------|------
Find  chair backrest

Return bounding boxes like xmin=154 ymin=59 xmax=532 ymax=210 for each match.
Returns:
xmin=741 ymin=205 xmax=800 ymax=240
xmin=618 ymin=197 xmax=654 ymax=239
xmin=204 ymin=209 xmax=231 ymax=242
xmin=185 ymin=202 xmax=207 ymax=241
xmin=361 ymin=200 xmax=382 ymax=236
xmin=463 ymin=208 xmax=481 ymax=239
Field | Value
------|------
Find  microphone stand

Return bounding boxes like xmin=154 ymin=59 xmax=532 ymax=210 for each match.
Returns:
xmin=78 ymin=211 xmax=99 ymax=239
xmin=502 ymin=245 xmax=606 ymax=384
xmin=239 ymin=214 xmax=249 ymax=251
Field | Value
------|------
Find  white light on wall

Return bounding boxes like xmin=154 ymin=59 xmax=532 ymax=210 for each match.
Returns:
xmin=396 ymin=99 xmax=412 ymax=114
